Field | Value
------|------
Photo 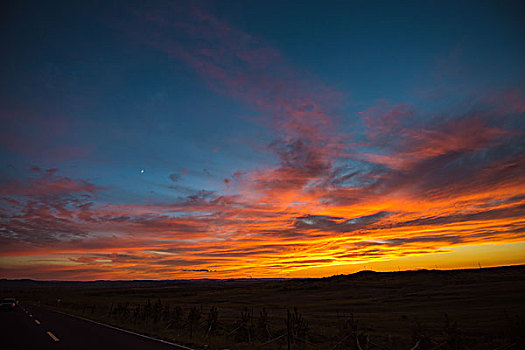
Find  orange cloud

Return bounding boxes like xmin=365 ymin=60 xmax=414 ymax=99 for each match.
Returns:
xmin=1 ymin=6 xmax=524 ymax=280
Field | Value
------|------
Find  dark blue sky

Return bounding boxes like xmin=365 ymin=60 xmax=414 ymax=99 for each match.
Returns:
xmin=1 ymin=1 xmax=524 ymax=279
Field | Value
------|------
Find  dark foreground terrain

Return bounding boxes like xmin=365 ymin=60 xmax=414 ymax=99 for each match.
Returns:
xmin=0 ymin=303 xmax=191 ymax=350
xmin=1 ymin=265 xmax=524 ymax=349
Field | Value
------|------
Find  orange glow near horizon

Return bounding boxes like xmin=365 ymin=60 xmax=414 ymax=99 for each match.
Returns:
xmin=1 ymin=173 xmax=524 ymax=280
xmin=1 ymin=5 xmax=525 ymax=281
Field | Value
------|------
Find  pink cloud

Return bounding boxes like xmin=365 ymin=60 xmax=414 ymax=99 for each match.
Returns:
xmin=360 ymin=101 xmax=516 ymax=170
xmin=0 ymin=111 xmax=93 ymax=161
xmin=0 ymin=170 xmax=101 ymax=197
xmin=1 ymin=5 xmax=524 ymax=279
xmin=360 ymin=101 xmax=413 ymax=140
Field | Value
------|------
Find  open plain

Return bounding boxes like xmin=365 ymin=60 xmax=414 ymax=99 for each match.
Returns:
xmin=2 ymin=265 xmax=524 ymax=349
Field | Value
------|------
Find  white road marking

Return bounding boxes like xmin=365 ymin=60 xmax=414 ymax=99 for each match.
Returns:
xmin=34 ymin=319 xmax=40 ymax=325
xmin=46 ymin=331 xmax=60 ymax=342
xmin=51 ymin=309 xmax=194 ymax=349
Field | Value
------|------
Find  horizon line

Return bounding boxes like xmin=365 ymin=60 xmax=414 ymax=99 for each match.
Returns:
xmin=2 ymin=263 xmax=523 ymax=283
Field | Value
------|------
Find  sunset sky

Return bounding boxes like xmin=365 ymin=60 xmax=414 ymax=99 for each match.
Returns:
xmin=1 ymin=0 xmax=524 ymax=280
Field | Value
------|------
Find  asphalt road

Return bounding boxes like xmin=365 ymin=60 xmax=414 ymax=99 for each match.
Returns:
xmin=0 ymin=304 xmax=193 ymax=350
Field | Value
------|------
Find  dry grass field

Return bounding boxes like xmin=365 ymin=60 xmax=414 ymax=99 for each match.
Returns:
xmin=2 ymin=265 xmax=524 ymax=349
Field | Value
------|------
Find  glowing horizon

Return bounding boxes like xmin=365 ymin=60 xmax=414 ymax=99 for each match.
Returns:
xmin=1 ymin=1 xmax=524 ymax=280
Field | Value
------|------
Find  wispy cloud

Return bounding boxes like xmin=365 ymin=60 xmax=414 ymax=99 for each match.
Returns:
xmin=0 ymin=112 xmax=93 ymax=161
xmin=1 ymin=3 xmax=524 ymax=279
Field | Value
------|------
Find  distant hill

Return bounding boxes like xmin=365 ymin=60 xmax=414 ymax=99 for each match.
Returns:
xmin=1 ymin=264 xmax=524 ymax=288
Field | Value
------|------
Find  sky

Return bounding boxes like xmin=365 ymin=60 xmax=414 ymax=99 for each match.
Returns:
xmin=1 ymin=0 xmax=524 ymax=280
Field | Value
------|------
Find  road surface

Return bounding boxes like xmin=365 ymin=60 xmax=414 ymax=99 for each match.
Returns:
xmin=0 ymin=304 xmax=193 ymax=349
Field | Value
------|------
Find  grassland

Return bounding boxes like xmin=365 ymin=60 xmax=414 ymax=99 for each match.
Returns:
xmin=2 ymin=265 xmax=524 ymax=349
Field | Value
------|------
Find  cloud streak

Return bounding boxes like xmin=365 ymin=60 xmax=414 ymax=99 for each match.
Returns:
xmin=1 ymin=3 xmax=524 ymax=279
